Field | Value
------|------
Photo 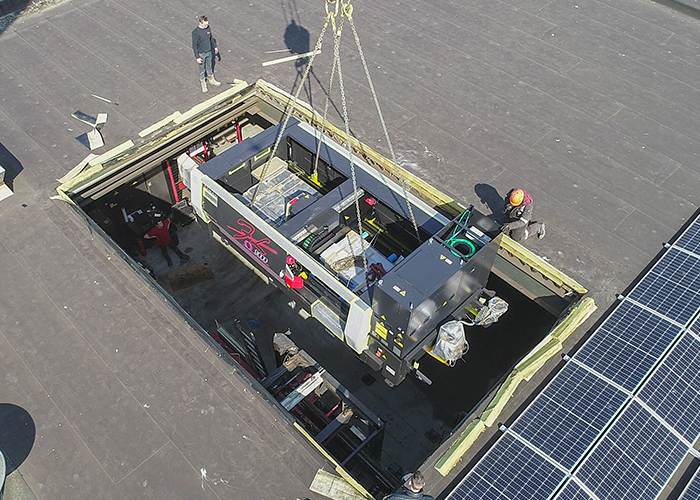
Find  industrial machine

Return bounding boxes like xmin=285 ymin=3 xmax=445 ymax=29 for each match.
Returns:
xmin=180 ymin=117 xmax=503 ymax=386
xmin=59 ymin=79 xmax=587 ymax=492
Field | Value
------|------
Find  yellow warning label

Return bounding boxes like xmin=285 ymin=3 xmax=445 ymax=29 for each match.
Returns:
xmin=440 ymin=254 xmax=446 ymax=260
xmin=399 ymin=290 xmax=406 ymax=296
xmin=381 ymin=315 xmax=386 ymax=320
xmin=375 ymin=321 xmax=388 ymax=340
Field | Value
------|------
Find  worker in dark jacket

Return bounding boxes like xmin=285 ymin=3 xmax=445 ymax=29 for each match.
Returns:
xmin=383 ymin=471 xmax=435 ymax=500
xmin=191 ymin=15 xmax=221 ymax=93
xmin=502 ymin=188 xmax=546 ymax=242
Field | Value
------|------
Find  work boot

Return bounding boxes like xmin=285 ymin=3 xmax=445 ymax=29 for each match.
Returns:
xmin=200 ymin=79 xmax=208 ymax=93
xmin=207 ymin=75 xmax=221 ymax=86
xmin=537 ymin=223 xmax=546 ymax=240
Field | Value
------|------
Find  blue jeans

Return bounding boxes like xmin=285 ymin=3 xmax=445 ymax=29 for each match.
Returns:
xmin=198 ymin=51 xmax=213 ymax=80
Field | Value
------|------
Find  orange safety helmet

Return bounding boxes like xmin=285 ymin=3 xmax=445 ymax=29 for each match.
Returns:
xmin=509 ymin=189 xmax=525 ymax=207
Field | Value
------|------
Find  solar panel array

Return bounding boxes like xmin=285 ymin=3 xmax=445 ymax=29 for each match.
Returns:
xmin=574 ymin=400 xmax=689 ymax=500
xmin=509 ymin=363 xmax=626 ymax=470
xmin=445 ymin=214 xmax=700 ymax=500
xmin=447 ymin=433 xmax=567 ymax=500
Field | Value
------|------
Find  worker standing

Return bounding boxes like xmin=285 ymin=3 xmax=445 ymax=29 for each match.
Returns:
xmin=143 ymin=219 xmax=190 ymax=268
xmin=192 ymin=15 xmax=221 ymax=93
xmin=383 ymin=471 xmax=435 ymax=500
xmin=502 ymin=188 xmax=546 ymax=242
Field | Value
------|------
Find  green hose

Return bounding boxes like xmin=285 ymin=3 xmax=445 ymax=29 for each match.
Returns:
xmin=447 ymin=238 xmax=476 ymax=258
xmin=444 ymin=209 xmax=476 ymax=258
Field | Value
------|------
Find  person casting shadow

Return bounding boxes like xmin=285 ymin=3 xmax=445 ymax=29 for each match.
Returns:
xmin=474 ymin=183 xmax=505 ymax=224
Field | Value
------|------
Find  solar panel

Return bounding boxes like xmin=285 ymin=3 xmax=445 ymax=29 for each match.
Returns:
xmin=446 ymin=433 xmax=567 ymax=500
xmin=510 ymin=363 xmax=627 ymax=470
xmin=553 ymin=481 xmax=594 ymax=500
xmin=674 ymin=217 xmax=700 ymax=257
xmin=575 ymin=400 xmax=688 ymax=500
xmin=637 ymin=333 xmax=700 ymax=443
xmin=627 ymin=247 xmax=700 ymax=325
xmin=678 ymin=467 xmax=700 ymax=500
xmin=690 ymin=314 xmax=700 ymax=337
xmin=574 ymin=301 xmax=682 ymax=392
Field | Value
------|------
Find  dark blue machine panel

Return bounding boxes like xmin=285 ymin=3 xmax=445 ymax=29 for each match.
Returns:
xmin=575 ymin=301 xmax=682 ymax=392
xmin=575 ymin=400 xmax=687 ymax=500
xmin=511 ymin=363 xmax=627 ymax=470
xmin=627 ymin=247 xmax=700 ymax=325
xmin=638 ymin=333 xmax=700 ymax=443
xmin=674 ymin=217 xmax=700 ymax=256
xmin=446 ymin=433 xmax=566 ymax=500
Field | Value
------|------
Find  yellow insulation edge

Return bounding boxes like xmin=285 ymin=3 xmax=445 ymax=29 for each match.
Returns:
xmin=515 ymin=338 xmax=563 ymax=382
xmin=500 ymin=235 xmax=588 ymax=295
xmin=293 ymin=423 xmax=375 ymax=500
xmin=434 ymin=419 xmax=486 ymax=475
xmin=173 ymin=80 xmax=249 ymax=125
xmin=434 ymin=296 xmax=597 ymax=476
xmin=59 ymin=81 xmax=254 ymax=195
xmin=549 ymin=296 xmax=597 ymax=343
xmin=87 ymin=140 xmax=135 ymax=168
xmin=138 ymin=111 xmax=182 ymax=137
xmin=480 ymin=370 xmax=523 ymax=428
xmin=58 ymin=140 xmax=135 ymax=194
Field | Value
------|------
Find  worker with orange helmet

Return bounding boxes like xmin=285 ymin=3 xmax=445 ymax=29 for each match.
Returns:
xmin=502 ymin=188 xmax=546 ymax=242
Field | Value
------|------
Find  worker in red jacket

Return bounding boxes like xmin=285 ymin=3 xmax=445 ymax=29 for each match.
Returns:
xmin=144 ymin=219 xmax=190 ymax=268
xmin=502 ymin=188 xmax=546 ymax=242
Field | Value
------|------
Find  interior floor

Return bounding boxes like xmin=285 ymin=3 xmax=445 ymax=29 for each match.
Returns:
xmin=132 ymin=215 xmax=558 ymax=476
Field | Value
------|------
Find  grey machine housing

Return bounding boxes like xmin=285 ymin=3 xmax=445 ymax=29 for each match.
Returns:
xmin=367 ymin=211 xmax=501 ymax=386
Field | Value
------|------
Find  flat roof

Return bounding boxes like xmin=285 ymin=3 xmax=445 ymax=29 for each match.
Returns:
xmin=1 ymin=0 xmax=699 ymax=498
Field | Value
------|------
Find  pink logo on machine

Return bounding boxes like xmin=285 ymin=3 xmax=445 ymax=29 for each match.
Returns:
xmin=227 ymin=219 xmax=278 ymax=266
